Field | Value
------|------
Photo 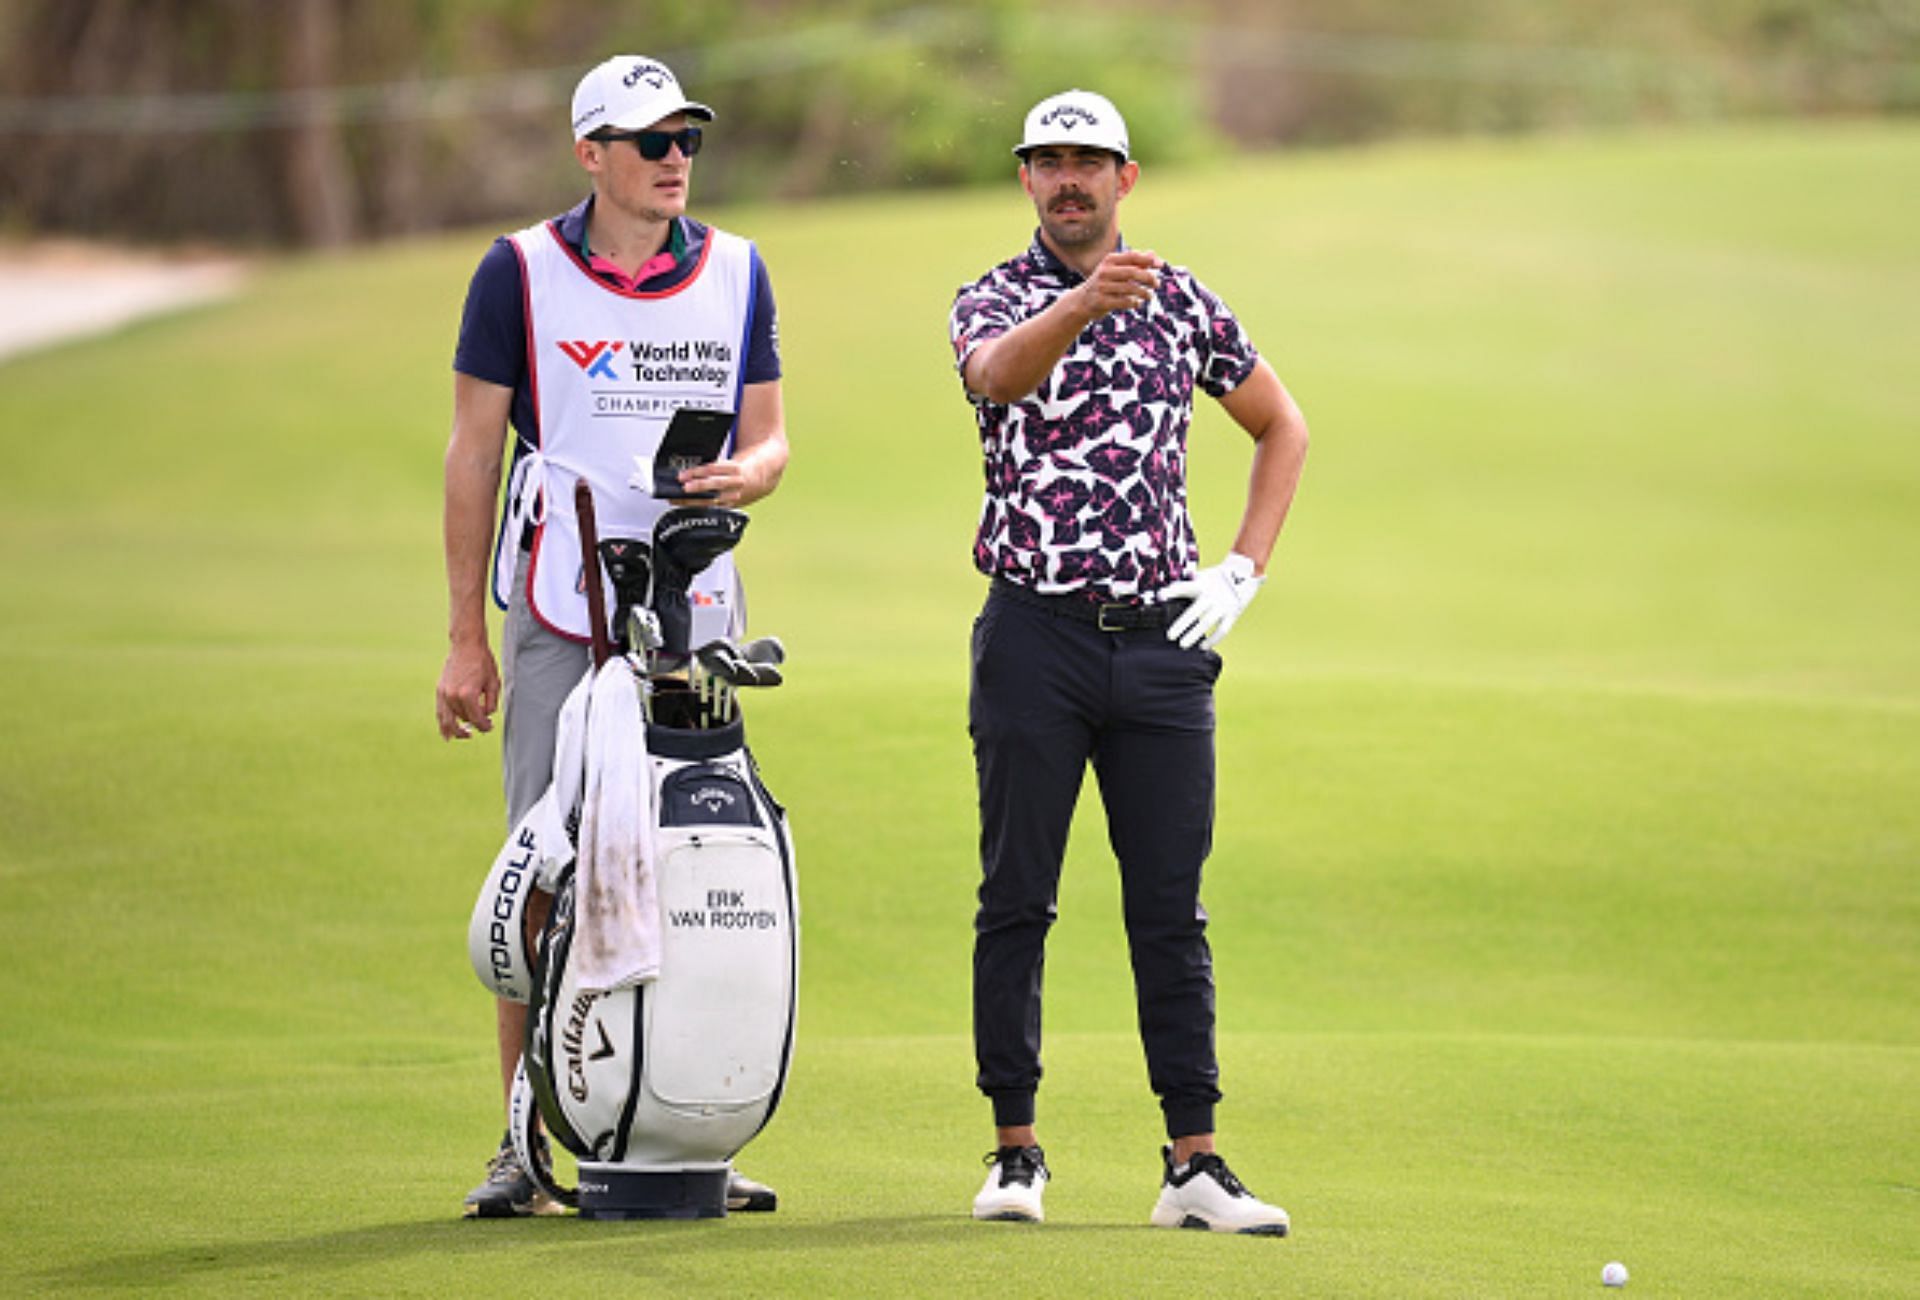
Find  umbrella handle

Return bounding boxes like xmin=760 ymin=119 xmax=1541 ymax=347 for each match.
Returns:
xmin=575 ymin=479 xmax=612 ymax=669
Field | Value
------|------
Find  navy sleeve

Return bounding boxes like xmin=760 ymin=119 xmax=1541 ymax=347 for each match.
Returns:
xmin=453 ymin=237 xmax=525 ymax=388
xmin=743 ymin=252 xmax=781 ymax=384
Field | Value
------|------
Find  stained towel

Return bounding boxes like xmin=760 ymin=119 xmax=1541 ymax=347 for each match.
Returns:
xmin=570 ymin=658 xmax=659 ymax=992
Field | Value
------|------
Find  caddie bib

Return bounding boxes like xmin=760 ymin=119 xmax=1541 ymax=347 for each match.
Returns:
xmin=493 ymin=219 xmax=757 ymax=642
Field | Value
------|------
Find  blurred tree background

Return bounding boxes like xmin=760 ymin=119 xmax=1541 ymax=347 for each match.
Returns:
xmin=0 ymin=0 xmax=1914 ymax=248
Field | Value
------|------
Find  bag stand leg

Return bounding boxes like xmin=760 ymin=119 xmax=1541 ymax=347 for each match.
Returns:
xmin=510 ymin=1057 xmax=579 ymax=1209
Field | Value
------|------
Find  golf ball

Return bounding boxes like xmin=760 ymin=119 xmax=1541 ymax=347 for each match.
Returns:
xmin=1602 ymin=1261 xmax=1629 ymax=1287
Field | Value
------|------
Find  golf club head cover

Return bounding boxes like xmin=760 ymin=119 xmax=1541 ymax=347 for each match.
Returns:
xmin=651 ymin=507 xmax=749 ymax=658
xmin=598 ymin=537 xmax=654 ymax=653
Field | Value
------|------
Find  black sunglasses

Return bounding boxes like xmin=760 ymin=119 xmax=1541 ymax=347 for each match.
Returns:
xmin=593 ymin=126 xmax=703 ymax=161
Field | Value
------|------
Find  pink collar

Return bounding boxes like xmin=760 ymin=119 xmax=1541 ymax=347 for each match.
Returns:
xmin=587 ymin=248 xmax=678 ymax=293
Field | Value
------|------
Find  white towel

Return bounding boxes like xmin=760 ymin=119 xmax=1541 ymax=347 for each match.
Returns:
xmin=571 ymin=658 xmax=660 ymax=992
xmin=544 ymin=667 xmax=592 ymax=876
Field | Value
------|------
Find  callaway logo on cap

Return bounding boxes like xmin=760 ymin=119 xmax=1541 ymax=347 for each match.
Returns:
xmin=570 ymin=55 xmax=715 ymax=140
xmin=1014 ymin=89 xmax=1129 ymax=161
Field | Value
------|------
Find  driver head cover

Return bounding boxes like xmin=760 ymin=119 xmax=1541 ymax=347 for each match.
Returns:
xmin=653 ymin=506 xmax=750 ymax=579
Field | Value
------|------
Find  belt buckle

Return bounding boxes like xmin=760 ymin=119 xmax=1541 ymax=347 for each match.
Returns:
xmin=1096 ymin=603 xmax=1127 ymax=632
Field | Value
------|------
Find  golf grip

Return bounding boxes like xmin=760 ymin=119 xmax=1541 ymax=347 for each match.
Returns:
xmin=574 ymin=479 xmax=612 ymax=668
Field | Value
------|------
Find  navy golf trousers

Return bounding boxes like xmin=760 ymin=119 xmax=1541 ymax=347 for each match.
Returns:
xmin=969 ymin=581 xmax=1224 ymax=1140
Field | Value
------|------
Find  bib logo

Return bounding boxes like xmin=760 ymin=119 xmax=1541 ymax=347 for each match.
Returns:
xmin=563 ymin=336 xmax=737 ymax=423
xmin=623 ymin=61 xmax=670 ymax=90
xmin=1040 ymin=105 xmax=1098 ymax=132
xmin=559 ymin=339 xmax=623 ymax=380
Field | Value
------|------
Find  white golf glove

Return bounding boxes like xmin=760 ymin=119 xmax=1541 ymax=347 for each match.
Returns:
xmin=1163 ymin=552 xmax=1265 ymax=650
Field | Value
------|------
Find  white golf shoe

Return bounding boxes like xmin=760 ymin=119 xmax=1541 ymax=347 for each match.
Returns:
xmin=972 ymin=1144 xmax=1049 ymax=1222
xmin=1149 ymin=1147 xmax=1289 ymax=1237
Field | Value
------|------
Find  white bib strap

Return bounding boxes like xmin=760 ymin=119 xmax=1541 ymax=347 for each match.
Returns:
xmin=492 ymin=448 xmax=554 ymax=608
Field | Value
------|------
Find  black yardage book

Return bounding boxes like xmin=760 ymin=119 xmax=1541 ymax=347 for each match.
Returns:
xmin=650 ymin=407 xmax=735 ymax=499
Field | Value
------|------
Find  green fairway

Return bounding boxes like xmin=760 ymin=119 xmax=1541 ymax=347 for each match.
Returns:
xmin=3 ymin=123 xmax=1917 ymax=1295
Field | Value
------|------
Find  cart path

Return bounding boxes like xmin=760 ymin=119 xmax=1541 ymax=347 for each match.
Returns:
xmin=0 ymin=242 xmax=246 ymax=363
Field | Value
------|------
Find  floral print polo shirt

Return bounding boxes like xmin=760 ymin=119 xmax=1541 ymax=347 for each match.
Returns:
xmin=950 ymin=231 xmax=1259 ymax=602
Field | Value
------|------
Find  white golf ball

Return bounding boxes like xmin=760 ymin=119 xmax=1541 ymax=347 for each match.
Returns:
xmin=1602 ymin=1261 xmax=1629 ymax=1287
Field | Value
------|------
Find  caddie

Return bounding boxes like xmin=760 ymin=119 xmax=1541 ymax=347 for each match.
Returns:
xmin=435 ymin=53 xmax=789 ymax=1218
xmin=950 ymin=89 xmax=1309 ymax=1233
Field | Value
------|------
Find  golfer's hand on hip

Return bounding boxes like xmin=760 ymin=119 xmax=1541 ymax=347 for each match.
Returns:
xmin=1163 ymin=553 xmax=1266 ymax=650
xmin=436 ymin=640 xmax=500 ymax=740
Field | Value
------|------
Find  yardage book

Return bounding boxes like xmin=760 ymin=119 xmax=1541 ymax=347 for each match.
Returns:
xmin=649 ymin=407 xmax=735 ymax=499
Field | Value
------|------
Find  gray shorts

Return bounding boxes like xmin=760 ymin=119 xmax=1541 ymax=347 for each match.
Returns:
xmin=501 ymin=551 xmax=590 ymax=828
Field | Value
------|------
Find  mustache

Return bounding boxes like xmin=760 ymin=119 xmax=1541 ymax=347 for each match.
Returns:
xmin=1048 ymin=191 xmax=1094 ymax=211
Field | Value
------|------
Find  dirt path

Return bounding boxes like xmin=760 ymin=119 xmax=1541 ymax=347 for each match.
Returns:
xmin=0 ymin=241 xmax=246 ymax=363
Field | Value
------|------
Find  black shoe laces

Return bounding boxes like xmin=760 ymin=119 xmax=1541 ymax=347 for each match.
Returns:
xmin=983 ymin=1144 xmax=1047 ymax=1188
xmin=1190 ymin=1152 xmax=1250 ymax=1198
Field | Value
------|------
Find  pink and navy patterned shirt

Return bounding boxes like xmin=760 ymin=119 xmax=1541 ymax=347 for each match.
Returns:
xmin=950 ymin=232 xmax=1259 ymax=601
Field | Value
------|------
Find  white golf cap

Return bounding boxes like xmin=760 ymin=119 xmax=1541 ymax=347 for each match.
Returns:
xmin=570 ymin=55 xmax=714 ymax=141
xmin=1013 ymin=89 xmax=1129 ymax=161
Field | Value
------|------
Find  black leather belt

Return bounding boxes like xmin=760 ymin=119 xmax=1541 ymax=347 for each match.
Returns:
xmin=991 ymin=577 xmax=1186 ymax=632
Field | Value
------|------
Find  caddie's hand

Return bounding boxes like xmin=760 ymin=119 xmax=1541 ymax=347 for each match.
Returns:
xmin=1163 ymin=553 xmax=1266 ymax=650
xmin=436 ymin=640 xmax=501 ymax=740
xmin=1076 ymin=249 xmax=1162 ymax=321
xmin=676 ymin=457 xmax=753 ymax=508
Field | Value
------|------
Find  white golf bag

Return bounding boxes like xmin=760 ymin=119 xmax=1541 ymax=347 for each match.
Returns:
xmin=471 ymin=707 xmax=798 ymax=1218
xmin=466 ymin=492 xmax=798 ymax=1219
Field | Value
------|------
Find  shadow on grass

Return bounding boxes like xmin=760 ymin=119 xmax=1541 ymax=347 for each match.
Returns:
xmin=40 ymin=1212 xmax=1139 ymax=1289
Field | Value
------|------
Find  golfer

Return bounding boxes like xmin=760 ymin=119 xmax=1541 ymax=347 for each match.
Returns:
xmin=435 ymin=54 xmax=788 ymax=1218
xmin=950 ymin=89 xmax=1308 ymax=1233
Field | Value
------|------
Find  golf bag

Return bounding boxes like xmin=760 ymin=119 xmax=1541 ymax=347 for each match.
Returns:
xmin=467 ymin=485 xmax=798 ymax=1220
xmin=521 ymin=717 xmax=796 ymax=1218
